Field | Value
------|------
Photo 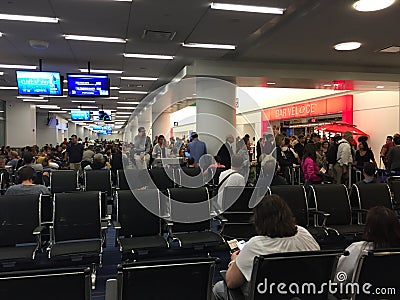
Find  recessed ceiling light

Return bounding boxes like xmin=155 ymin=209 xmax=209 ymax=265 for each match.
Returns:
xmin=181 ymin=42 xmax=236 ymax=50
xmin=379 ymin=46 xmax=400 ymax=53
xmin=117 ymin=107 xmax=136 ymax=109
xmin=64 ymin=35 xmax=126 ymax=43
xmin=267 ymin=82 xmax=276 ymax=85
xmin=123 ymin=53 xmax=174 ymax=60
xmin=376 ymin=85 xmax=385 ymax=89
xmin=22 ymin=99 xmax=49 ymax=102
xmin=0 ymin=64 xmax=37 ymax=69
xmin=0 ymin=14 xmax=59 ymax=23
xmin=353 ymin=0 xmax=395 ymax=12
xmin=71 ymin=100 xmax=96 ymax=103
xmin=334 ymin=42 xmax=362 ymax=51
xmin=121 ymin=76 xmax=158 ymax=81
xmin=117 ymin=101 xmax=140 ymax=104
xmin=119 ymin=90 xmax=148 ymax=94
xmin=210 ymin=2 xmax=285 ymax=14
xmin=78 ymin=69 xmax=123 ymax=74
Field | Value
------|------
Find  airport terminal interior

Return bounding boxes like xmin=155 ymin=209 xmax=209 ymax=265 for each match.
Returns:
xmin=0 ymin=0 xmax=400 ymax=299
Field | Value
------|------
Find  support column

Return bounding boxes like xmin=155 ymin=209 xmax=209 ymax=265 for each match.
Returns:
xmin=36 ymin=113 xmax=58 ymax=146
xmin=76 ymin=125 xmax=84 ymax=139
xmin=68 ymin=121 xmax=76 ymax=136
xmin=138 ymin=106 xmax=152 ymax=140
xmin=195 ymin=78 xmax=237 ymax=155
xmin=6 ymin=101 xmax=36 ymax=147
xmin=152 ymin=112 xmax=171 ymax=139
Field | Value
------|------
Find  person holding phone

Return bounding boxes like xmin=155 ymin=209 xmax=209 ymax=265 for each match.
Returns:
xmin=213 ymin=195 xmax=320 ymax=300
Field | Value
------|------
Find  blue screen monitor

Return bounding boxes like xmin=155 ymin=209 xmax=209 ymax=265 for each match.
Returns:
xmin=67 ymin=74 xmax=110 ymax=97
xmin=71 ymin=110 xmax=91 ymax=121
xmin=16 ymin=71 xmax=62 ymax=96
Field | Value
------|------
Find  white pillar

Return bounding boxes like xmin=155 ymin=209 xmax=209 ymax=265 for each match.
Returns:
xmin=196 ymin=78 xmax=237 ymax=155
xmin=68 ymin=121 xmax=76 ymax=136
xmin=76 ymin=125 xmax=84 ymax=139
xmin=138 ymin=106 xmax=152 ymax=139
xmin=36 ymin=113 xmax=58 ymax=146
xmin=152 ymin=112 xmax=171 ymax=139
xmin=6 ymin=101 xmax=36 ymax=147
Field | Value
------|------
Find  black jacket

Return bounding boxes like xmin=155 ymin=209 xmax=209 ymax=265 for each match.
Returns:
xmin=217 ymin=142 xmax=233 ymax=169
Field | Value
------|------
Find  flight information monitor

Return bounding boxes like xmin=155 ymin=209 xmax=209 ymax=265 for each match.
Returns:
xmin=67 ymin=74 xmax=110 ymax=97
xmin=16 ymin=71 xmax=62 ymax=96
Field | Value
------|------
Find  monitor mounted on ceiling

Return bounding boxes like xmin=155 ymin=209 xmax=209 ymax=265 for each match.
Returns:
xmin=67 ymin=73 xmax=110 ymax=97
xmin=16 ymin=70 xmax=62 ymax=96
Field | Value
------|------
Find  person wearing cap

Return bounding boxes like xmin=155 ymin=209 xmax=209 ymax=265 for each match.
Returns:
xmin=133 ymin=127 xmax=152 ymax=169
xmin=84 ymin=153 xmax=109 ymax=170
xmin=65 ymin=134 xmax=84 ymax=172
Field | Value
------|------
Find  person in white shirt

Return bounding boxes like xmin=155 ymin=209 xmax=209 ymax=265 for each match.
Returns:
xmin=213 ymin=194 xmax=320 ymax=300
xmin=333 ymin=131 xmax=353 ymax=184
xmin=217 ymin=155 xmax=246 ymax=213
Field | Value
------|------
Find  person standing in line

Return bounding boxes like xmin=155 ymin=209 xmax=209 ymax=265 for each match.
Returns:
xmin=65 ymin=134 xmax=84 ymax=172
xmin=133 ymin=127 xmax=152 ymax=170
xmin=293 ymin=134 xmax=306 ymax=161
xmin=217 ymin=135 xmax=234 ymax=170
xmin=333 ymin=131 xmax=353 ymax=185
xmin=380 ymin=135 xmax=394 ymax=169
xmin=387 ymin=135 xmax=400 ymax=172
xmin=186 ymin=132 xmax=207 ymax=165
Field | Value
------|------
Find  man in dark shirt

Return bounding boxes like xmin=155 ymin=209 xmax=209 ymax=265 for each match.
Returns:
xmin=66 ymin=134 xmax=84 ymax=172
xmin=217 ymin=135 xmax=234 ymax=169
xmin=294 ymin=134 xmax=306 ymax=160
xmin=387 ymin=136 xmax=400 ymax=172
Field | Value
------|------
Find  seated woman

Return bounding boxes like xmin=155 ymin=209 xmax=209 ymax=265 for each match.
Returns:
xmin=335 ymin=206 xmax=400 ymax=285
xmin=84 ymin=153 xmax=110 ymax=170
xmin=301 ymin=143 xmax=322 ymax=184
xmin=213 ymin=194 xmax=320 ymax=299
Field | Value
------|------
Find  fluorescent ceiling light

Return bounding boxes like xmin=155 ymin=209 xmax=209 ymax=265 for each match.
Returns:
xmin=22 ymin=99 xmax=48 ymax=102
xmin=0 ymin=64 xmax=37 ymax=69
xmin=71 ymin=100 xmax=96 ymax=103
xmin=0 ymin=86 xmax=17 ymax=90
xmin=267 ymin=82 xmax=276 ymax=85
xmin=323 ymin=84 xmax=332 ymax=87
xmin=210 ymin=2 xmax=285 ymax=14
xmin=110 ymin=87 xmax=120 ymax=90
xmin=64 ymin=34 xmax=126 ymax=43
xmin=79 ymin=69 xmax=123 ymax=74
xmin=37 ymin=105 xmax=60 ymax=109
xmin=119 ymin=90 xmax=148 ymax=94
xmin=49 ymin=110 xmax=68 ymax=113
xmin=121 ymin=76 xmax=158 ymax=81
xmin=117 ymin=101 xmax=140 ymax=104
xmin=49 ymin=95 xmax=67 ymax=98
xmin=116 ymin=112 xmax=132 ymax=115
xmin=123 ymin=53 xmax=174 ymax=60
xmin=0 ymin=72 xmax=3 ymax=76
xmin=376 ymin=85 xmax=385 ymax=89
xmin=353 ymin=0 xmax=395 ymax=11
xmin=334 ymin=42 xmax=361 ymax=51
xmin=80 ymin=106 xmax=98 ymax=109
xmin=115 ymin=0 xmax=133 ymax=2
xmin=182 ymin=42 xmax=236 ymax=50
xmin=117 ymin=107 xmax=136 ymax=109
xmin=17 ymin=96 xmax=44 ymax=99
xmin=0 ymin=33 xmax=3 ymax=37
xmin=0 ymin=13 xmax=59 ymax=23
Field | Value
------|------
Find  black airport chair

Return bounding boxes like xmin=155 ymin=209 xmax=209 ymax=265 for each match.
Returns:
xmin=114 ymin=190 xmax=168 ymax=260
xmin=116 ymin=169 xmax=148 ymax=190
xmin=149 ymin=168 xmax=176 ymax=191
xmin=0 ymin=194 xmax=44 ymax=270
xmin=84 ymin=169 xmax=113 ymax=219
xmin=50 ymin=170 xmax=79 ymax=193
xmin=0 ymin=267 xmax=91 ymax=300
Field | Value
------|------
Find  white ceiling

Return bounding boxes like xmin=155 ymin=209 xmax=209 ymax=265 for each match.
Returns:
xmin=0 ymin=0 xmax=399 ymax=126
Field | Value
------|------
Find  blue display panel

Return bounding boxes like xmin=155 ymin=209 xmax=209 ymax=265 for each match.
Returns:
xmin=16 ymin=71 xmax=62 ymax=96
xmin=67 ymin=74 xmax=110 ymax=97
xmin=70 ymin=110 xmax=91 ymax=121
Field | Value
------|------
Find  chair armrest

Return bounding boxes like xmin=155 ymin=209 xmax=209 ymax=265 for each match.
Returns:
xmin=352 ymin=208 xmax=368 ymax=214
xmin=112 ymin=221 xmax=121 ymax=230
xmin=33 ymin=225 xmax=46 ymax=235
xmin=220 ymin=270 xmax=246 ymax=300
xmin=309 ymin=210 xmax=330 ymax=227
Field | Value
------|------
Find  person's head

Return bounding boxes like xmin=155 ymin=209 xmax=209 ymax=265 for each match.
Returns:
xmin=275 ymin=134 xmax=285 ymax=148
xmin=364 ymin=206 xmax=400 ymax=249
xmin=394 ymin=136 xmax=400 ymax=146
xmin=358 ymin=141 xmax=369 ymax=151
xmin=231 ymin=154 xmax=244 ymax=171
xmin=315 ymin=141 xmax=322 ymax=151
xmin=214 ymin=155 xmax=222 ymax=165
xmin=253 ymin=195 xmax=297 ymax=238
xmin=10 ymin=150 xmax=18 ymax=159
xmin=186 ymin=156 xmax=195 ymax=167
xmin=157 ymin=135 xmax=165 ymax=145
xmin=93 ymin=153 xmax=105 ymax=164
xmin=0 ymin=156 xmax=6 ymax=168
xmin=386 ymin=136 xmax=393 ymax=143
xmin=226 ymin=135 xmax=234 ymax=144
xmin=18 ymin=166 xmax=35 ymax=183
xmin=322 ymin=140 xmax=329 ymax=150
xmin=297 ymin=134 xmax=305 ymax=144
xmin=343 ymin=131 xmax=353 ymax=142
xmin=303 ymin=143 xmax=317 ymax=161
xmin=64 ymin=138 xmax=67 ymax=142
xmin=191 ymin=133 xmax=199 ymax=140
xmin=22 ymin=151 xmax=34 ymax=165
xmin=358 ymin=136 xmax=368 ymax=143
xmin=71 ymin=134 xmax=78 ymax=144
xmin=42 ymin=157 xmax=50 ymax=168
xmin=363 ymin=162 xmax=376 ymax=178
xmin=284 ymin=137 xmax=291 ymax=147
xmin=138 ymin=127 xmax=146 ymax=136
xmin=310 ymin=133 xmax=320 ymax=143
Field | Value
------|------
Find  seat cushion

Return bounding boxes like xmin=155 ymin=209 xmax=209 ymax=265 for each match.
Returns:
xmin=329 ymin=224 xmax=365 ymax=236
xmin=0 ymin=245 xmax=36 ymax=261
xmin=119 ymin=236 xmax=168 ymax=252
xmin=50 ymin=240 xmax=101 ymax=257
xmin=174 ymin=231 xmax=225 ymax=249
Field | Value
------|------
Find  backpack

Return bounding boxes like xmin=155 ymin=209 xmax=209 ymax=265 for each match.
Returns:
xmin=326 ymin=141 xmax=346 ymax=164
